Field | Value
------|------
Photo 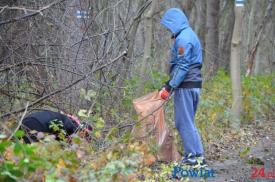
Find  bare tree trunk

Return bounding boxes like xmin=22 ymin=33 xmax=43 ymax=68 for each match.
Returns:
xmin=230 ymin=3 xmax=244 ymax=129
xmin=245 ymin=0 xmax=274 ymax=76
xmin=218 ymin=0 xmax=235 ymax=71
xmin=138 ymin=0 xmax=157 ymax=95
xmin=119 ymin=0 xmax=146 ymax=85
xmin=175 ymin=0 xmax=195 ymax=18
xmin=205 ymin=0 xmax=219 ymax=79
xmin=194 ymin=0 xmax=206 ymax=48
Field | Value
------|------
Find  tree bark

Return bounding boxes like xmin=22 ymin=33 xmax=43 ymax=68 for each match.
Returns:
xmin=138 ymin=0 xmax=157 ymax=95
xmin=218 ymin=0 xmax=235 ymax=71
xmin=248 ymin=0 xmax=273 ymax=75
xmin=230 ymin=4 xmax=244 ymax=129
xmin=205 ymin=0 xmax=220 ymax=79
xmin=194 ymin=0 xmax=206 ymax=48
xmin=121 ymin=0 xmax=147 ymax=82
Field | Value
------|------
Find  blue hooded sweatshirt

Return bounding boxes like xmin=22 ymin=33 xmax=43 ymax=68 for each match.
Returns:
xmin=161 ymin=8 xmax=202 ymax=88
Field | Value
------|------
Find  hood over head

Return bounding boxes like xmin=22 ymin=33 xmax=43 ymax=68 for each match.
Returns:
xmin=160 ymin=8 xmax=189 ymax=35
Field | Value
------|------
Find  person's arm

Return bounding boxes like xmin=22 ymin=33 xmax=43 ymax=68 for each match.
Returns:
xmin=168 ymin=40 xmax=192 ymax=88
xmin=169 ymin=46 xmax=177 ymax=65
xmin=61 ymin=114 xmax=79 ymax=135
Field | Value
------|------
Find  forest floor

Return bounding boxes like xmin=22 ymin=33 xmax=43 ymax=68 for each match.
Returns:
xmin=179 ymin=120 xmax=275 ymax=182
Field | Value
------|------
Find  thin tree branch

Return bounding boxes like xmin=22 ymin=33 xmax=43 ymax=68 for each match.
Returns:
xmin=0 ymin=0 xmax=66 ymax=26
xmin=1 ymin=51 xmax=127 ymax=119
xmin=8 ymin=102 xmax=29 ymax=140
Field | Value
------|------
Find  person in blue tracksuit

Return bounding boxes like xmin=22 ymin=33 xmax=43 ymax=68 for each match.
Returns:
xmin=159 ymin=8 xmax=205 ymax=166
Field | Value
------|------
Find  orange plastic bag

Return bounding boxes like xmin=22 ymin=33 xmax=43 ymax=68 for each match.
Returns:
xmin=132 ymin=91 xmax=181 ymax=162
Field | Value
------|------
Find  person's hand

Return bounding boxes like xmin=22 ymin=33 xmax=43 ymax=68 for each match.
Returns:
xmin=159 ymin=88 xmax=169 ymax=100
xmin=159 ymin=82 xmax=171 ymax=100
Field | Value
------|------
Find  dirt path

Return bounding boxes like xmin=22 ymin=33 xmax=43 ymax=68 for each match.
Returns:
xmin=185 ymin=121 xmax=275 ymax=182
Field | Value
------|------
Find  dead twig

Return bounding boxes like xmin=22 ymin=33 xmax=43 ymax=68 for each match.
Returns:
xmin=8 ymin=102 xmax=29 ymax=140
xmin=0 ymin=0 xmax=66 ymax=26
xmin=0 ymin=6 xmax=42 ymax=13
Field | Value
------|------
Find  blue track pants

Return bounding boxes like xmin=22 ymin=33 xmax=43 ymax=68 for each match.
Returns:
xmin=174 ymin=88 xmax=204 ymax=157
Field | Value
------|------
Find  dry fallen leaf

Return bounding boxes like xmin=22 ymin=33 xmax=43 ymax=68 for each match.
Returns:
xmin=143 ymin=153 xmax=156 ymax=166
xmin=56 ymin=159 xmax=66 ymax=176
xmin=127 ymin=173 xmax=137 ymax=181
xmin=69 ymin=175 xmax=77 ymax=182
xmin=91 ymin=155 xmax=107 ymax=170
xmin=4 ymin=147 xmax=14 ymax=162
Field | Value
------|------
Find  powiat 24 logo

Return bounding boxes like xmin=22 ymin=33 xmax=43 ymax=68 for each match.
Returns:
xmin=250 ymin=166 xmax=275 ymax=179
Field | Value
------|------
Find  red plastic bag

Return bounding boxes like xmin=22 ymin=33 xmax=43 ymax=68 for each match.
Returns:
xmin=133 ymin=91 xmax=181 ymax=162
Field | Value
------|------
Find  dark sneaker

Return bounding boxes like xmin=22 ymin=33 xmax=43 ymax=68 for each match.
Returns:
xmin=181 ymin=157 xmax=198 ymax=166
